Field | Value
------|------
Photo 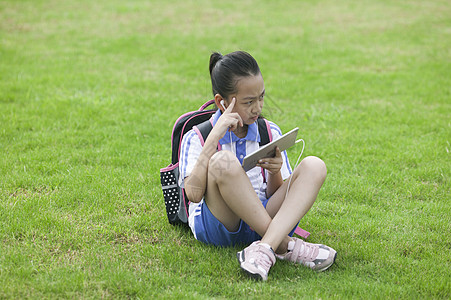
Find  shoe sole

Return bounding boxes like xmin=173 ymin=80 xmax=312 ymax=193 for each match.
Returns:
xmin=236 ymin=251 xmax=265 ymax=281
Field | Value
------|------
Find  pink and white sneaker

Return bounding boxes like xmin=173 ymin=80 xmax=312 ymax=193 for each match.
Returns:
xmin=237 ymin=241 xmax=276 ymax=281
xmin=276 ymin=237 xmax=337 ymax=272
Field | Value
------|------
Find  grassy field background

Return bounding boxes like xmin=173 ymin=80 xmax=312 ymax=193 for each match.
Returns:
xmin=1 ymin=0 xmax=450 ymax=298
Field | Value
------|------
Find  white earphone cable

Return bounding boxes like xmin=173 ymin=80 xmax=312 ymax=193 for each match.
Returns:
xmin=284 ymin=139 xmax=305 ymax=200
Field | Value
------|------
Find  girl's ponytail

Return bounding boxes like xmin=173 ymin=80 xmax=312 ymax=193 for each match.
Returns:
xmin=209 ymin=52 xmax=223 ymax=75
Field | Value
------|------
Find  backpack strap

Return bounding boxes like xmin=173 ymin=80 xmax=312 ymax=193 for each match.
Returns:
xmin=257 ymin=118 xmax=271 ymax=146
xmin=294 ymin=227 xmax=310 ymax=239
xmin=195 ymin=120 xmax=213 ymax=145
xmin=257 ymin=118 xmax=272 ymax=183
xmin=198 ymin=99 xmax=215 ymax=111
xmin=193 ymin=120 xmax=222 ymax=150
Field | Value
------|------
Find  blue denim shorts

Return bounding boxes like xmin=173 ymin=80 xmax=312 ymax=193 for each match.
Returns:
xmin=190 ymin=198 xmax=297 ymax=247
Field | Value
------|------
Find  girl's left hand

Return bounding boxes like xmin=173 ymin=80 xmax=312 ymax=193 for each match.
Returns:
xmin=256 ymin=147 xmax=283 ymax=175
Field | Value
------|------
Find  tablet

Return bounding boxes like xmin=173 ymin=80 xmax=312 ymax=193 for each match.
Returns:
xmin=242 ymin=127 xmax=299 ymax=172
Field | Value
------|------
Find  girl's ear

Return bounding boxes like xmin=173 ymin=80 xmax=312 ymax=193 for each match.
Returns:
xmin=214 ymin=94 xmax=226 ymax=112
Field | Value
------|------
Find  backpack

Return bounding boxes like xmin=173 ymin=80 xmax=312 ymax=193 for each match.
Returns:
xmin=159 ymin=100 xmax=310 ymax=239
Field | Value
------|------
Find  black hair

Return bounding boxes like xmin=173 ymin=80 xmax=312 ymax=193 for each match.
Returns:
xmin=209 ymin=51 xmax=261 ymax=100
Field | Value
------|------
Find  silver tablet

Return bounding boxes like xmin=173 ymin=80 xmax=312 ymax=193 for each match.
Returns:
xmin=242 ymin=127 xmax=299 ymax=172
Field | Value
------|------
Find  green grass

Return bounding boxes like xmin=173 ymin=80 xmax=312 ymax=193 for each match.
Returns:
xmin=1 ymin=0 xmax=450 ymax=298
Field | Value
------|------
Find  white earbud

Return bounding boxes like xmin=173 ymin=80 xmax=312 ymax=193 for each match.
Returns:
xmin=220 ymin=100 xmax=226 ymax=110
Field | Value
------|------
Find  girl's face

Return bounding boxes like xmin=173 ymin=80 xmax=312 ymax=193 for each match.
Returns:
xmin=228 ymin=74 xmax=265 ymax=125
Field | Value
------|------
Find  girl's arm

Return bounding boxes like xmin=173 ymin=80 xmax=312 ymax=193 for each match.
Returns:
xmin=184 ymin=98 xmax=243 ymax=203
xmin=184 ymin=129 xmax=221 ymax=203
xmin=257 ymin=147 xmax=284 ymax=198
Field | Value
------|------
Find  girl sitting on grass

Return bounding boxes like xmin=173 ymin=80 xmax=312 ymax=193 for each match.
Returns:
xmin=179 ymin=51 xmax=336 ymax=281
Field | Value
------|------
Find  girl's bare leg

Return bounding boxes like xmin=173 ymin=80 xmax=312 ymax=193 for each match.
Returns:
xmin=262 ymin=156 xmax=327 ymax=253
xmin=204 ymin=151 xmax=272 ymax=235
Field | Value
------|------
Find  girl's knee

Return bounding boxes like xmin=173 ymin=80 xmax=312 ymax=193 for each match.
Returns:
xmin=208 ymin=150 xmax=242 ymax=182
xmin=298 ymin=156 xmax=327 ymax=183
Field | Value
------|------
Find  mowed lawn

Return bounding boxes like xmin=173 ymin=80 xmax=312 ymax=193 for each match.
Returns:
xmin=0 ymin=0 xmax=450 ymax=298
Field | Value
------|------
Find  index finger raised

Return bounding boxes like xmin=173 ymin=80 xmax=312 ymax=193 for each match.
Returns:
xmin=224 ymin=97 xmax=236 ymax=113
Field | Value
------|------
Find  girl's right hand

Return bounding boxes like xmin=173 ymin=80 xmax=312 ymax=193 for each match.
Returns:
xmin=212 ymin=97 xmax=243 ymax=137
